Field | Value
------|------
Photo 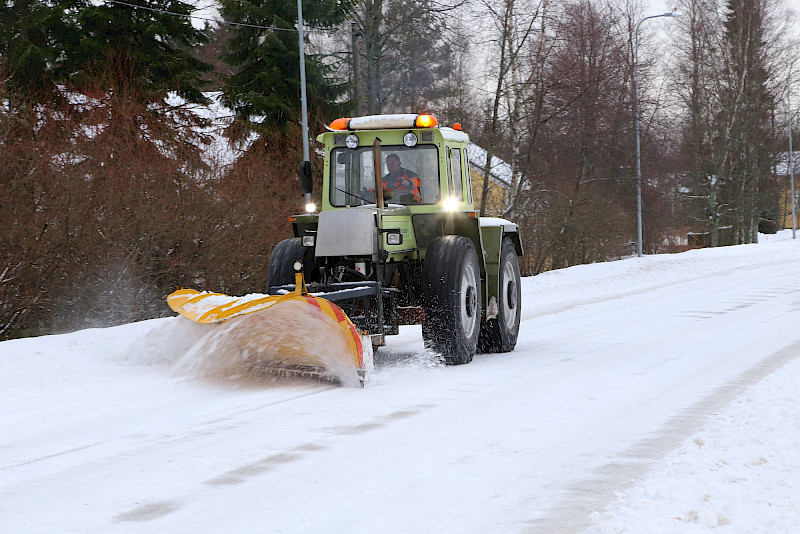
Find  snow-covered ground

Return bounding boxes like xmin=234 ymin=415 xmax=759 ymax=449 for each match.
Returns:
xmin=1 ymin=231 xmax=799 ymax=533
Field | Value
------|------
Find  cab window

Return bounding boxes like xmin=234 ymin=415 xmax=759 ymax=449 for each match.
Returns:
xmin=451 ymin=147 xmax=463 ymax=200
xmin=464 ymin=149 xmax=473 ymax=204
xmin=330 ymin=145 xmax=440 ymax=206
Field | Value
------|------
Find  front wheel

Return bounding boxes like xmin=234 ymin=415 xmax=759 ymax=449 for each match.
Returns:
xmin=266 ymin=238 xmax=307 ymax=291
xmin=478 ymin=238 xmax=521 ymax=353
xmin=422 ymin=236 xmax=481 ymax=365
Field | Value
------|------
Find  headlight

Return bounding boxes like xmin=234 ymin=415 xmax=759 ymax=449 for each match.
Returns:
xmin=305 ymin=202 xmax=317 ymax=213
xmin=302 ymin=235 xmax=316 ymax=247
xmin=345 ymin=134 xmax=359 ymax=149
xmin=386 ymin=231 xmax=403 ymax=245
xmin=443 ymin=197 xmax=459 ymax=211
xmin=403 ymin=132 xmax=418 ymax=147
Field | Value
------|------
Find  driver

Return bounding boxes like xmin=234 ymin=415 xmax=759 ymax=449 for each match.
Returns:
xmin=383 ymin=153 xmax=422 ymax=202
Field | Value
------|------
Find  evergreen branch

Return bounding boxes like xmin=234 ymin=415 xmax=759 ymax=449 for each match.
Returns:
xmin=103 ymin=0 xmax=331 ymax=33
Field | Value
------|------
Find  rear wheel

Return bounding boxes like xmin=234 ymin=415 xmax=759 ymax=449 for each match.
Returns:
xmin=422 ymin=236 xmax=481 ymax=364
xmin=478 ymin=238 xmax=521 ymax=353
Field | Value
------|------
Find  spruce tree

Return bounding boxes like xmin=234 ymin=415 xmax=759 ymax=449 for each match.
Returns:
xmin=354 ymin=0 xmax=457 ymax=115
xmin=378 ymin=1 xmax=457 ymax=114
xmin=66 ymin=0 xmax=211 ymax=104
xmin=719 ymin=0 xmax=776 ymax=243
xmin=1 ymin=1 xmax=210 ymax=105
xmin=0 ymin=0 xmax=79 ymax=104
xmin=219 ymin=0 xmax=353 ymax=130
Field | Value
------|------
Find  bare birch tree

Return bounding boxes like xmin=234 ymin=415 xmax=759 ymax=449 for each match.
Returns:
xmin=472 ymin=0 xmax=543 ymax=216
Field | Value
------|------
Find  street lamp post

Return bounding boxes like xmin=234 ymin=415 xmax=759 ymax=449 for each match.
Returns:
xmin=297 ymin=0 xmax=314 ymax=211
xmin=634 ymin=12 xmax=682 ymax=257
xmin=788 ymin=72 xmax=797 ymax=239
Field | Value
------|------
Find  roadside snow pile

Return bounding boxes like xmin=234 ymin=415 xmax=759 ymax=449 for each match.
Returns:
xmin=524 ymin=230 xmax=799 ymax=317
xmin=587 ymin=355 xmax=800 ymax=533
xmin=0 ymin=318 xmax=176 ymax=415
xmin=122 ymin=316 xmax=208 ymax=367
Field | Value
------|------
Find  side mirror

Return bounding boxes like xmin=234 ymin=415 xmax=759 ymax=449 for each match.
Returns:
xmin=300 ymin=160 xmax=313 ymax=194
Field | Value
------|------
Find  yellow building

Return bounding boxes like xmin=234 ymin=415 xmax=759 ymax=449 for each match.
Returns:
xmin=467 ymin=144 xmax=513 ymax=215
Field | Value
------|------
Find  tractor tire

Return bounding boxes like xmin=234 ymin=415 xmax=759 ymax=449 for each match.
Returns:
xmin=422 ymin=235 xmax=481 ymax=365
xmin=478 ymin=238 xmax=521 ymax=353
xmin=266 ymin=238 xmax=306 ymax=291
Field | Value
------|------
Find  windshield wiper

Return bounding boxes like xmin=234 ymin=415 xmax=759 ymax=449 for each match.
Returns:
xmin=334 ymin=186 xmax=373 ymax=205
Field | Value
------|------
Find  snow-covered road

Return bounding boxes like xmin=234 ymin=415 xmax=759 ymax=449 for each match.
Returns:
xmin=1 ymin=234 xmax=799 ymax=533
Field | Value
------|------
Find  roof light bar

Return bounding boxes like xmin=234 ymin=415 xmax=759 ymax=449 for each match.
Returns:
xmin=328 ymin=114 xmax=439 ymax=131
xmin=349 ymin=114 xmax=418 ymax=130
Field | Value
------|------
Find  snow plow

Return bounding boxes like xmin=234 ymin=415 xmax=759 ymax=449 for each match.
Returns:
xmin=167 ymin=272 xmax=367 ymax=386
xmin=167 ymin=113 xmax=522 ymax=386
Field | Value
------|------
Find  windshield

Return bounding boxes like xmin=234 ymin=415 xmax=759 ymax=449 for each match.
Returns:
xmin=330 ymin=145 xmax=440 ymax=206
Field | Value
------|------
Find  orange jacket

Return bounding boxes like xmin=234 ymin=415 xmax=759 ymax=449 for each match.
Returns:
xmin=382 ymin=169 xmax=422 ymax=202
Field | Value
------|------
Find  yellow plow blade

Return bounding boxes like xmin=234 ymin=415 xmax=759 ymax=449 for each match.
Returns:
xmin=167 ymin=275 xmax=366 ymax=385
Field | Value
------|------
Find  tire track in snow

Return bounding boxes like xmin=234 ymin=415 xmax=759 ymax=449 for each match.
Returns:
xmin=110 ymin=403 xmax=434 ymax=522
xmin=0 ymin=441 xmax=106 ymax=472
xmin=0 ymin=383 xmax=337 ymax=476
xmin=529 ymin=338 xmax=800 ymax=533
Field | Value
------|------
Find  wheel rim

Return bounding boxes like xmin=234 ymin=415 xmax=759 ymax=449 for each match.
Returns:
xmin=460 ymin=262 xmax=478 ymax=336
xmin=501 ymin=259 xmax=519 ymax=330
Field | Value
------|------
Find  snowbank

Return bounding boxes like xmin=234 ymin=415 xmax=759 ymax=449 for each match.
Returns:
xmin=588 ymin=356 xmax=800 ymax=533
xmin=584 ymin=230 xmax=800 ymax=533
xmin=524 ymin=230 xmax=799 ymax=317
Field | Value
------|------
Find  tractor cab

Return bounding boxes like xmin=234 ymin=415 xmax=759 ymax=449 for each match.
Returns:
xmin=315 ymin=113 xmax=475 ymax=214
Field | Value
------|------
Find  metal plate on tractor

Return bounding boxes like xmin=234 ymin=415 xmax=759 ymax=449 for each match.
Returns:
xmin=315 ymin=208 xmax=378 ymax=257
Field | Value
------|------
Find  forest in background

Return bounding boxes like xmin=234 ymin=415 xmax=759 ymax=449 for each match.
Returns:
xmin=1 ymin=0 xmax=798 ymax=339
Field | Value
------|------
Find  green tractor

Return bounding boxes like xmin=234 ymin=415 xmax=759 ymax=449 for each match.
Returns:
xmin=267 ymin=113 xmax=522 ymax=364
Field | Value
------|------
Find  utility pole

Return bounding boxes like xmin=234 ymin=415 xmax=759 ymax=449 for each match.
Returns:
xmin=351 ymin=22 xmax=360 ymax=114
xmin=634 ymin=11 xmax=682 ymax=257
xmin=789 ymin=71 xmax=796 ymax=239
xmin=297 ymin=0 xmax=313 ymax=211
xmin=297 ymin=0 xmax=309 ymax=165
